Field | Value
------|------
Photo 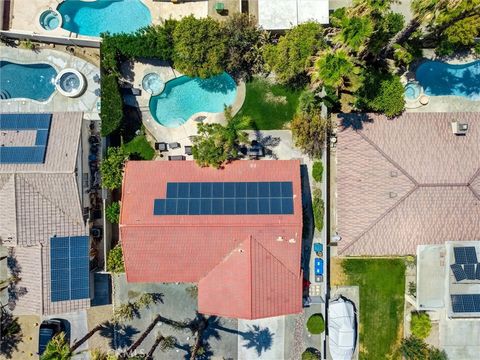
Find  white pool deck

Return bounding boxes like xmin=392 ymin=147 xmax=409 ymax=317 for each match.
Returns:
xmin=8 ymin=0 xmax=208 ymax=41
xmin=120 ymin=59 xmax=245 ymax=149
xmin=0 ymin=46 xmax=100 ymax=114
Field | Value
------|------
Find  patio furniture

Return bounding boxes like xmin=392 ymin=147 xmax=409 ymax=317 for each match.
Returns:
xmin=315 ymin=275 xmax=323 ymax=283
xmin=155 ymin=142 xmax=168 ymax=152
xmin=168 ymin=155 xmax=186 ymax=161
xmin=247 ymin=146 xmax=264 ymax=157
xmin=184 ymin=146 xmax=192 ymax=155
xmin=93 ymin=74 xmax=100 ymax=83
xmin=169 ymin=142 xmax=181 ymax=149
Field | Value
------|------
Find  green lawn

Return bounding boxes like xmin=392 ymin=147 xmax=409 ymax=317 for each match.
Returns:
xmin=123 ymin=135 xmax=155 ymax=160
xmin=235 ymin=78 xmax=301 ymax=130
xmin=342 ymin=258 xmax=406 ymax=360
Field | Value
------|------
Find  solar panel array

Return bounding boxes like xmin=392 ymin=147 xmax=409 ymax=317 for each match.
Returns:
xmin=451 ymin=294 xmax=480 ymax=313
xmin=450 ymin=264 xmax=467 ymax=282
xmin=454 ymin=246 xmax=478 ymax=264
xmin=50 ymin=236 xmax=90 ymax=302
xmin=153 ymin=181 xmax=294 ymax=216
xmin=0 ymin=113 xmax=51 ymax=164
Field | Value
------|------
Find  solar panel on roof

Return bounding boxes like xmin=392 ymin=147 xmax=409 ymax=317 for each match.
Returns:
xmin=464 ymin=264 xmax=476 ymax=280
xmin=450 ymin=264 xmax=467 ymax=282
xmin=476 ymin=264 xmax=480 ymax=280
xmin=50 ymin=236 xmax=90 ymax=302
xmin=465 ymin=247 xmax=478 ymax=264
xmin=451 ymin=294 xmax=480 ymax=313
xmin=454 ymin=247 xmax=468 ymax=264
xmin=153 ymin=181 xmax=295 ymax=216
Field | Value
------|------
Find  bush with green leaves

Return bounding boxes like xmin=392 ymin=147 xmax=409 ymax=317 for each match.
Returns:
xmin=302 ymin=348 xmax=321 ymax=360
xmin=107 ymin=244 xmax=125 ymax=273
xmin=360 ymin=71 xmax=405 ymax=117
xmin=410 ymin=312 xmax=431 ymax=340
xmin=312 ymin=189 xmax=325 ymax=232
xmin=100 ymin=74 xmax=123 ymax=136
xmin=105 ymin=202 xmax=120 ymax=224
xmin=400 ymin=336 xmax=447 ymax=360
xmin=306 ymin=314 xmax=325 ymax=334
xmin=312 ymin=162 xmax=323 ymax=183
xmin=264 ymin=22 xmax=325 ymax=86
xmin=173 ymin=16 xmax=227 ymax=78
xmin=100 ymin=147 xmax=128 ymax=190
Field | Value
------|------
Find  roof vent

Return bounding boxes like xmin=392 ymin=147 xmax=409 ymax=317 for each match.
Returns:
xmin=390 ymin=170 xmax=398 ymax=177
xmin=288 ymin=238 xmax=296 ymax=243
xmin=451 ymin=121 xmax=468 ymax=135
xmin=389 ymin=192 xmax=397 ymax=198
xmin=276 ymin=236 xmax=284 ymax=242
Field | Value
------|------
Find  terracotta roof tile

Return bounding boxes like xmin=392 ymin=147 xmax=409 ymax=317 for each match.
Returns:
xmin=120 ymin=160 xmax=303 ymax=319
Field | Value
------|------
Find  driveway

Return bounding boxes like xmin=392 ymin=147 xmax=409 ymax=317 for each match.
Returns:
xmin=237 ymin=316 xmax=285 ymax=360
xmin=43 ymin=309 xmax=89 ymax=357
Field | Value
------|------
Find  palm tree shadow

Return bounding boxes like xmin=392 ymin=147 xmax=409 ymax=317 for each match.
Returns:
xmin=337 ymin=113 xmax=373 ymax=130
xmin=212 ymin=323 xmax=275 ymax=356
xmin=100 ymin=323 xmax=140 ymax=350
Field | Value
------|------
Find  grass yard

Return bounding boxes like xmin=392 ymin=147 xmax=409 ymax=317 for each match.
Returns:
xmin=235 ymin=78 xmax=301 ymax=130
xmin=123 ymin=134 xmax=155 ymax=160
xmin=341 ymin=258 xmax=406 ymax=360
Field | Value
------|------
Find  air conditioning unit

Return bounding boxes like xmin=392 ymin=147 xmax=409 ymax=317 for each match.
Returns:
xmin=451 ymin=121 xmax=468 ymax=135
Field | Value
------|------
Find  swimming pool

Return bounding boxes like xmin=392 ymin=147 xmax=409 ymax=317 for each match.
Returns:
xmin=149 ymin=73 xmax=238 ymax=128
xmin=57 ymin=0 xmax=152 ymax=37
xmin=0 ymin=61 xmax=57 ymax=101
xmin=415 ymin=60 xmax=480 ymax=100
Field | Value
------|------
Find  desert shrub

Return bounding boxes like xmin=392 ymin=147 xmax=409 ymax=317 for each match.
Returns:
xmin=107 ymin=245 xmax=125 ymax=273
xmin=312 ymin=162 xmax=323 ymax=183
xmin=306 ymin=313 xmax=325 ymax=334
xmin=410 ymin=312 xmax=431 ymax=340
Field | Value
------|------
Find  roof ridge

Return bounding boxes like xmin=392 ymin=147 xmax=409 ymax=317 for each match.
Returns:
xmin=338 ymin=130 xmax=419 ymax=255
xmin=18 ymin=174 xmax=83 ymax=227
xmin=357 ymin=131 xmax=418 ymax=185
xmin=468 ymin=184 xmax=480 ymax=202
xmin=252 ymin=237 xmax=299 ymax=278
xmin=468 ymin=167 xmax=480 ymax=185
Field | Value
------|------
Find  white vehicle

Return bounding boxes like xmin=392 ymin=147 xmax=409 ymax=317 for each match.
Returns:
xmin=328 ymin=297 xmax=357 ymax=360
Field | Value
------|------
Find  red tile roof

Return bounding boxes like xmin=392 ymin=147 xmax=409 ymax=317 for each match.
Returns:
xmin=335 ymin=113 xmax=480 ymax=255
xmin=120 ymin=160 xmax=303 ymax=319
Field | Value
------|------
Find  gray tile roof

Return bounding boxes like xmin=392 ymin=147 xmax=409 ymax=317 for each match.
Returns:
xmin=0 ymin=113 xmax=88 ymax=315
xmin=335 ymin=113 xmax=480 ymax=256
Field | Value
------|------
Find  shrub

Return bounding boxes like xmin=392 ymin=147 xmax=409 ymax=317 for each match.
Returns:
xmin=306 ymin=314 xmax=325 ymax=334
xmin=107 ymin=245 xmax=125 ymax=273
xmin=105 ymin=202 xmax=120 ymax=224
xmin=408 ymin=281 xmax=417 ymax=297
xmin=410 ymin=312 xmax=431 ymax=340
xmin=100 ymin=74 xmax=123 ymax=136
xmin=428 ymin=347 xmax=448 ymax=360
xmin=302 ymin=348 xmax=321 ymax=360
xmin=100 ymin=147 xmax=128 ymax=190
xmin=291 ymin=110 xmax=329 ymax=159
xmin=400 ymin=336 xmax=429 ymax=360
xmin=312 ymin=189 xmax=325 ymax=232
xmin=312 ymin=162 xmax=323 ymax=183
xmin=173 ymin=16 xmax=227 ymax=78
xmin=360 ymin=71 xmax=405 ymax=117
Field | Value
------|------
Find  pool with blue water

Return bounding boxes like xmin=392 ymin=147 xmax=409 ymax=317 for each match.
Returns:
xmin=415 ymin=60 xmax=480 ymax=100
xmin=57 ymin=0 xmax=151 ymax=37
xmin=0 ymin=61 xmax=57 ymax=101
xmin=149 ymin=73 xmax=238 ymax=128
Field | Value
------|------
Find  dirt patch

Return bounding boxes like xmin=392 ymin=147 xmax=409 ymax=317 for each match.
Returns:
xmin=86 ymin=305 xmax=114 ymax=351
xmin=330 ymin=257 xmax=347 ymax=286
xmin=10 ymin=315 xmax=40 ymax=358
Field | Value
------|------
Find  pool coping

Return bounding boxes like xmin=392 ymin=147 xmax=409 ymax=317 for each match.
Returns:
xmin=0 ymin=46 xmax=100 ymax=114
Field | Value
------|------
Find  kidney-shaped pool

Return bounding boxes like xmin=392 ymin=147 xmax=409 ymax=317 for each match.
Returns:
xmin=149 ymin=73 xmax=238 ymax=128
xmin=415 ymin=60 xmax=480 ymax=100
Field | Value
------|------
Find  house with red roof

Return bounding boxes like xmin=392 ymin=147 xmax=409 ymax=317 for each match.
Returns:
xmin=120 ymin=160 xmax=303 ymax=319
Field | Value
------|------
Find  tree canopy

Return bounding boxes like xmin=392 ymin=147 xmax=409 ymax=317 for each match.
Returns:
xmin=264 ymin=22 xmax=325 ymax=86
xmin=100 ymin=147 xmax=128 ymax=190
xmin=173 ymin=16 xmax=227 ymax=78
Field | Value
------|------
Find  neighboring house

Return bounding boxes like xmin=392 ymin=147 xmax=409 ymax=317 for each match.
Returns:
xmin=334 ymin=112 xmax=480 ymax=255
xmin=120 ymin=160 xmax=303 ymax=319
xmin=0 ymin=113 xmax=91 ymax=315
xmin=416 ymin=242 xmax=480 ymax=359
xmin=258 ymin=0 xmax=329 ymax=30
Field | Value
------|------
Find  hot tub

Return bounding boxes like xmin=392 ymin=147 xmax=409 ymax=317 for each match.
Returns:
xmin=55 ymin=69 xmax=86 ymax=97
xmin=39 ymin=9 xmax=62 ymax=31
xmin=142 ymin=73 xmax=165 ymax=96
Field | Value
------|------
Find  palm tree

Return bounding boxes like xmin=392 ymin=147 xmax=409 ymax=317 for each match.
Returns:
xmin=146 ymin=334 xmax=175 ymax=359
xmin=311 ymin=49 xmax=362 ymax=93
xmin=223 ymin=106 xmax=250 ymax=150
xmin=40 ymin=332 xmax=71 ymax=360
xmin=70 ymin=321 xmax=111 ymax=353
xmin=335 ymin=16 xmax=374 ymax=52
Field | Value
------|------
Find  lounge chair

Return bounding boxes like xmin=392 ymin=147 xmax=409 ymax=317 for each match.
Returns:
xmin=168 ymin=155 xmax=185 ymax=161
xmin=184 ymin=146 xmax=192 ymax=155
xmin=168 ymin=142 xmax=181 ymax=149
xmin=155 ymin=142 xmax=167 ymax=152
